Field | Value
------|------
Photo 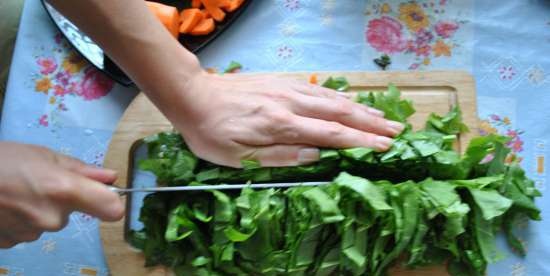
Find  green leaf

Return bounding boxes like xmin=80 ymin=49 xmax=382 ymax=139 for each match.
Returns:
xmin=321 ymin=76 xmax=350 ymax=91
xmin=334 ymin=172 xmax=392 ymax=211
xmin=302 ymin=187 xmax=344 ymax=223
xmin=223 ymin=61 xmax=242 ymax=73
xmin=469 ymin=188 xmax=512 ymax=220
xmin=223 ymin=226 xmax=255 ymax=242
xmin=241 ymin=159 xmax=261 ymax=170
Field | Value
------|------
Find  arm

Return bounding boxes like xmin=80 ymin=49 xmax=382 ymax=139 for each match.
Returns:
xmin=47 ymin=0 xmax=404 ymax=167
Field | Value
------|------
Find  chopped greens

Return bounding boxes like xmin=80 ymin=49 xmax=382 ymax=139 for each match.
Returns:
xmin=223 ymin=61 xmax=242 ymax=73
xmin=131 ymin=80 xmax=540 ymax=276
xmin=321 ymin=76 xmax=350 ymax=91
xmin=374 ymin=54 xmax=391 ymax=70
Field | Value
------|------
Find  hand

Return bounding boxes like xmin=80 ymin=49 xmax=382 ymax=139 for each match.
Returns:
xmin=0 ymin=142 xmax=124 ymax=248
xmin=165 ymin=72 xmax=404 ymax=168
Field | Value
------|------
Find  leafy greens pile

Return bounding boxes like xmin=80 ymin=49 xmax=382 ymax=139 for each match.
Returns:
xmin=131 ymin=81 xmax=540 ymax=276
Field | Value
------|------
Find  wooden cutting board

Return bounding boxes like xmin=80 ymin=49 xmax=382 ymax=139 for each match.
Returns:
xmin=101 ymin=71 xmax=478 ymax=276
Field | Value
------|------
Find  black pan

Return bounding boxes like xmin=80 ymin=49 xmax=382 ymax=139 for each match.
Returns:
xmin=41 ymin=0 xmax=252 ymax=86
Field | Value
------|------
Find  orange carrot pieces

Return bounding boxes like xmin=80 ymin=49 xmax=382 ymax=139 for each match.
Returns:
xmin=179 ymin=8 xmax=204 ymax=34
xmin=200 ymin=9 xmax=212 ymax=19
xmin=191 ymin=0 xmax=202 ymax=8
xmin=201 ymin=0 xmax=226 ymax=22
xmin=145 ymin=1 xmax=179 ymax=38
xmin=220 ymin=0 xmax=232 ymax=10
xmin=224 ymin=0 xmax=245 ymax=12
xmin=309 ymin=74 xmax=318 ymax=85
xmin=190 ymin=18 xmax=215 ymax=35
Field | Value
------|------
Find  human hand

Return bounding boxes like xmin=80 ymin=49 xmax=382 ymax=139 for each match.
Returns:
xmin=0 ymin=142 xmax=124 ymax=248
xmin=163 ymin=72 xmax=404 ymax=168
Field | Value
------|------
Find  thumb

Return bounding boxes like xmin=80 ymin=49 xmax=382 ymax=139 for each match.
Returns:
xmin=54 ymin=154 xmax=118 ymax=184
xmin=246 ymin=145 xmax=320 ymax=167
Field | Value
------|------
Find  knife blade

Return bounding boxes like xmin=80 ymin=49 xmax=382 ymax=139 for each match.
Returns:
xmin=109 ymin=181 xmax=331 ymax=195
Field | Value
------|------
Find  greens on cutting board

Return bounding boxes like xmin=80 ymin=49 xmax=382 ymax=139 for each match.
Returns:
xmin=130 ymin=79 xmax=541 ymax=276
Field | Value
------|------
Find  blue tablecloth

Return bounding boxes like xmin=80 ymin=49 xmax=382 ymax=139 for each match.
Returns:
xmin=1 ymin=0 xmax=550 ymax=275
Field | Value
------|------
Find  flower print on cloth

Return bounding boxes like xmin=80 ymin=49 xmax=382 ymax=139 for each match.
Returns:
xmin=364 ymin=0 xmax=468 ymax=70
xmin=37 ymin=57 xmax=57 ymax=75
xmin=399 ymin=2 xmax=430 ymax=32
xmin=479 ymin=114 xmax=525 ymax=163
xmin=77 ymin=67 xmax=114 ymax=100
xmin=31 ymin=32 xmax=115 ymax=128
xmin=366 ymin=16 xmax=407 ymax=54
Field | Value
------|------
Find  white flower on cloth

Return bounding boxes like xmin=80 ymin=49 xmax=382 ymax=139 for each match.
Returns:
xmin=527 ymin=66 xmax=545 ymax=85
xmin=510 ymin=263 xmax=526 ymax=276
xmin=41 ymin=238 xmax=57 ymax=253
xmin=278 ymin=20 xmax=300 ymax=37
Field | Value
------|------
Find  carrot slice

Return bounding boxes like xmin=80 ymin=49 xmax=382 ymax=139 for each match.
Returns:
xmin=225 ymin=0 xmax=244 ymax=12
xmin=201 ymin=9 xmax=212 ymax=19
xmin=190 ymin=18 xmax=215 ymax=35
xmin=179 ymin=8 xmax=204 ymax=34
xmin=309 ymin=74 xmax=318 ymax=85
xmin=145 ymin=1 xmax=179 ymax=38
xmin=191 ymin=0 xmax=202 ymax=8
xmin=220 ymin=0 xmax=232 ymax=10
xmin=201 ymin=0 xmax=226 ymax=22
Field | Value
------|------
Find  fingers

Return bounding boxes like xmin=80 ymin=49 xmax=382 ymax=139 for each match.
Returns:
xmin=51 ymin=172 xmax=124 ymax=222
xmin=275 ymin=116 xmax=394 ymax=151
xmin=244 ymin=145 xmax=320 ymax=167
xmin=290 ymin=94 xmax=402 ymax=137
xmin=54 ymin=154 xmax=118 ymax=183
xmin=292 ymin=83 xmax=385 ymax=117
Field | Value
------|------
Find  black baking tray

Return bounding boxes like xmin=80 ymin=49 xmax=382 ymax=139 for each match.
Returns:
xmin=41 ymin=0 xmax=252 ymax=86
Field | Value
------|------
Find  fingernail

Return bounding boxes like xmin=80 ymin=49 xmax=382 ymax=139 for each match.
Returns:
xmin=298 ymin=148 xmax=320 ymax=164
xmin=387 ymin=121 xmax=405 ymax=135
xmin=367 ymin=108 xmax=385 ymax=117
xmin=375 ymin=136 xmax=393 ymax=151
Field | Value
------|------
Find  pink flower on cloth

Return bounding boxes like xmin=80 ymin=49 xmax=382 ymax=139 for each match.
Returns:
xmin=39 ymin=115 xmax=48 ymax=127
xmin=415 ymin=45 xmax=431 ymax=57
xmin=415 ymin=29 xmax=434 ymax=46
xmin=508 ymin=138 xmax=524 ymax=152
xmin=53 ymin=85 xmax=70 ymax=96
xmin=434 ymin=21 xmax=459 ymax=38
xmin=37 ymin=58 xmax=57 ymax=75
xmin=366 ymin=16 xmax=407 ymax=54
xmin=77 ymin=68 xmax=114 ymax=101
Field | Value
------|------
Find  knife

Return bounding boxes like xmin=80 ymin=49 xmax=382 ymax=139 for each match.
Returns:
xmin=108 ymin=181 xmax=331 ymax=196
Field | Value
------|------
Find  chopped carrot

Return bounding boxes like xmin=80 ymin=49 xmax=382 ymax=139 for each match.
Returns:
xmin=309 ymin=74 xmax=318 ymax=85
xmin=191 ymin=0 xmax=202 ymax=8
xmin=201 ymin=0 xmax=226 ymax=22
xmin=179 ymin=8 xmax=204 ymax=34
xmin=220 ymin=0 xmax=232 ymax=10
xmin=200 ymin=9 xmax=212 ymax=19
xmin=190 ymin=18 xmax=215 ymax=35
xmin=145 ymin=1 xmax=179 ymax=38
xmin=224 ymin=0 xmax=245 ymax=12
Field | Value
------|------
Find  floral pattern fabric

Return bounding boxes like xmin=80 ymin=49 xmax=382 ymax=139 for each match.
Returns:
xmin=364 ymin=0 xmax=467 ymax=70
xmin=1 ymin=0 xmax=550 ymax=275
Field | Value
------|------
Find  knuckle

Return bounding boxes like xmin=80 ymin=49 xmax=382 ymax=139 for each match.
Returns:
xmin=18 ymin=231 xmax=42 ymax=242
xmin=36 ymin=213 xmax=67 ymax=231
xmin=45 ymin=177 xmax=76 ymax=201
xmin=268 ymin=111 xmax=292 ymax=126
xmin=331 ymin=102 xmax=354 ymax=117
xmin=325 ymin=122 xmax=345 ymax=137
